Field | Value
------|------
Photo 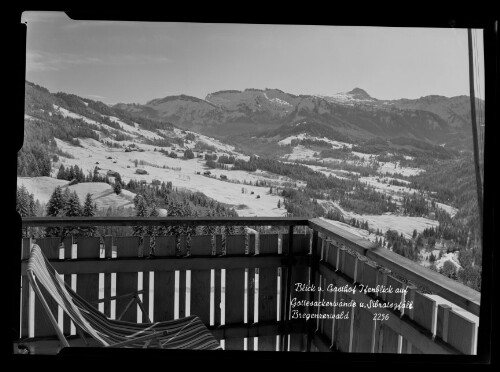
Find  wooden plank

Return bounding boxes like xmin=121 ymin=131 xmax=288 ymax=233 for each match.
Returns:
xmin=190 ymin=268 xmax=211 ymax=324
xmin=294 ymin=234 xmax=310 ymax=255
xmin=139 ymin=237 xmax=150 ymax=323
xmin=248 ymin=234 xmax=255 ymax=255
xmin=115 ymin=236 xmax=140 ymax=258
xmin=36 ymin=237 xmax=60 ymax=259
xmin=352 ymin=308 xmax=375 ymax=353
xmin=326 ymin=241 xmax=339 ymax=270
xmin=343 ymin=251 xmax=357 ymax=282
xmin=226 ymin=235 xmax=246 ymax=256
xmin=413 ymin=292 xmax=437 ymax=335
xmin=189 ymin=236 xmax=212 ymax=324
xmin=62 ymin=235 xmax=73 ymax=336
xmin=247 ymin=267 xmax=255 ymax=350
xmin=259 ymin=234 xmax=278 ymax=255
xmin=361 ymin=261 xmax=379 ymax=289
xmin=447 ymin=309 xmax=477 ymax=354
xmin=436 ymin=303 xmax=451 ymax=342
xmin=21 ymin=255 xmax=307 ymax=275
xmin=334 ymin=292 xmax=353 ymax=352
xmin=178 ymin=235 xmax=187 ymax=257
xmin=215 ymin=235 xmax=223 ymax=256
xmin=380 ymin=323 xmax=399 ymax=353
xmin=385 ymin=275 xmax=405 ymax=309
xmin=178 ymin=269 xmax=186 ymax=318
xmin=290 ymin=333 xmax=305 ymax=351
xmin=75 ymin=238 xmax=100 ymax=311
xmin=22 ymin=216 xmax=310 ymax=227
xmin=103 ymin=236 xmax=113 ymax=318
xmin=76 ymin=237 xmax=101 ymax=259
xmin=153 ymin=271 xmax=175 ymax=322
xmin=258 ymin=267 xmax=277 ymax=351
xmin=114 ymin=237 xmax=138 ymax=322
xmin=141 ymin=269 xmax=150 ymax=323
xmin=322 ymin=280 xmax=336 ymax=345
xmin=224 ymin=236 xmax=246 ymax=350
xmin=316 ymin=236 xmax=323 ymax=259
xmin=153 ymin=236 xmax=176 ymax=256
xmin=214 ymin=268 xmax=221 ymax=327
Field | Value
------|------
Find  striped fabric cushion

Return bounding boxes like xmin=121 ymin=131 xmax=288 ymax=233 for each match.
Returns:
xmin=27 ymin=244 xmax=221 ymax=350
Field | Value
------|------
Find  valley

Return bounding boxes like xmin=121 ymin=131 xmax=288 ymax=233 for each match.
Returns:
xmin=18 ymin=81 xmax=483 ymax=291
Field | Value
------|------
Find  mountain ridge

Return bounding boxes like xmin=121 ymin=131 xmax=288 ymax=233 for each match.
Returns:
xmin=24 ymin=80 xmax=480 ymax=150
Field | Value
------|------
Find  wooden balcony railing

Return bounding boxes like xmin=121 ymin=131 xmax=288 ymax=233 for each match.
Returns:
xmin=17 ymin=217 xmax=480 ymax=355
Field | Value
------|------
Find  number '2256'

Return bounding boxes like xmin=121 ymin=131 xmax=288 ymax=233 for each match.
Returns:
xmin=373 ymin=313 xmax=389 ymax=321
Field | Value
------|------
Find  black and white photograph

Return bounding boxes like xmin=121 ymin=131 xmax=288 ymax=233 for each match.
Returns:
xmin=12 ymin=10 xmax=495 ymax=363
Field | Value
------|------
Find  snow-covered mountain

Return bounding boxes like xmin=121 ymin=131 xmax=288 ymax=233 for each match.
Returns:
xmin=114 ymin=87 xmax=480 ymax=149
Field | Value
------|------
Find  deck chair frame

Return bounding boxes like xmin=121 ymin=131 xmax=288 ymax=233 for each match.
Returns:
xmin=25 ymin=243 xmax=220 ymax=351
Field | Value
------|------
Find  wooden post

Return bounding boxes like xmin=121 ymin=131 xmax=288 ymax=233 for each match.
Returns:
xmin=306 ymin=229 xmax=319 ymax=352
xmin=437 ymin=304 xmax=451 ymax=343
xmin=281 ymin=225 xmax=294 ymax=351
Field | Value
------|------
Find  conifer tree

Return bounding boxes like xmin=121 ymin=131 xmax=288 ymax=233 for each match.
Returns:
xmin=132 ymin=195 xmax=149 ymax=237
xmin=68 ymin=166 xmax=75 ymax=180
xmin=45 ymin=186 xmax=67 ymax=237
xmin=114 ymin=181 xmax=122 ymax=195
xmin=64 ymin=191 xmax=82 ymax=237
xmin=57 ymin=164 xmax=66 ymax=180
xmin=81 ymin=193 xmax=97 ymax=236
xmin=28 ymin=192 xmax=37 ymax=216
xmin=16 ymin=185 xmax=30 ymax=217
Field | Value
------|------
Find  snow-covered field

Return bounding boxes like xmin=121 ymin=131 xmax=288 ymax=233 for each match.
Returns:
xmin=281 ymin=145 xmax=317 ymax=161
xmin=53 ymin=105 xmax=101 ymax=126
xmin=285 ymin=162 xmax=350 ymax=181
xmin=435 ymin=202 xmax=458 ymax=218
xmin=278 ymin=133 xmax=352 ymax=149
xmin=17 ymin=177 xmax=137 ymax=211
xmin=17 ymin=176 xmax=69 ymax=204
xmin=319 ymin=201 xmax=439 ymax=239
xmin=53 ymin=105 xmax=127 ymax=136
xmin=102 ymin=114 xmax=163 ymax=140
xmin=49 ymin=138 xmax=288 ymax=217
xmin=377 ymin=161 xmax=423 ymax=176
xmin=360 ymin=176 xmax=421 ymax=197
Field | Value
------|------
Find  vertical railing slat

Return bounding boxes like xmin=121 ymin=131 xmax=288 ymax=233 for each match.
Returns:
xmin=447 ymin=309 xmax=477 ymax=354
xmin=114 ymin=237 xmax=139 ymax=323
xmin=75 ymin=237 xmax=100 ymax=313
xmin=153 ymin=236 xmax=176 ymax=322
xmin=103 ymin=236 xmax=113 ymax=318
xmin=224 ymin=235 xmax=246 ymax=350
xmin=189 ymin=235 xmax=212 ymax=325
xmin=62 ymin=235 xmax=73 ymax=336
xmin=257 ymin=234 xmax=279 ymax=350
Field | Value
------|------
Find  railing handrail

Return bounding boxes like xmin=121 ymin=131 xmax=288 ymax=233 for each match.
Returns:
xmin=308 ymin=218 xmax=481 ymax=317
xmin=21 ymin=216 xmax=310 ymax=227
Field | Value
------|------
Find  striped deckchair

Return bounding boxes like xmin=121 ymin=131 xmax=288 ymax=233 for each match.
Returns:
xmin=26 ymin=243 xmax=221 ymax=351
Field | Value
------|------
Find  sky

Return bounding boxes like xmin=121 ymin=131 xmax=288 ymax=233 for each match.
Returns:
xmin=22 ymin=11 xmax=485 ymax=106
